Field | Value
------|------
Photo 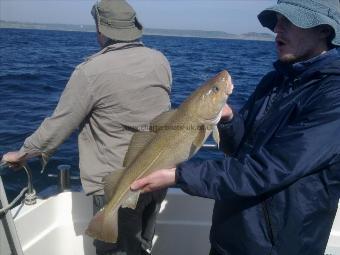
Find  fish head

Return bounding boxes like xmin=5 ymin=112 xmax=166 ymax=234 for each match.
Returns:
xmin=184 ymin=70 xmax=233 ymax=124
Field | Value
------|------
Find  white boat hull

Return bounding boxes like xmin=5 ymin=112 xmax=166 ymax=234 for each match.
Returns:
xmin=10 ymin=190 xmax=340 ymax=255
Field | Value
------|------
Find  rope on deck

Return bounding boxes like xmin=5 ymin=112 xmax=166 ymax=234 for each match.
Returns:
xmin=0 ymin=187 xmax=28 ymax=216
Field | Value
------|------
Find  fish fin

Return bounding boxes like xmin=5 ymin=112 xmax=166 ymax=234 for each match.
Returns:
xmin=212 ymin=125 xmax=220 ymax=148
xmin=85 ymin=207 xmax=119 ymax=243
xmin=193 ymin=125 xmax=206 ymax=147
xmin=123 ymin=132 xmax=156 ymax=167
xmin=103 ymin=169 xmax=125 ymax=200
xmin=149 ymin=110 xmax=177 ymax=132
xmin=190 ymin=125 xmax=207 ymax=156
xmin=121 ymin=190 xmax=140 ymax=210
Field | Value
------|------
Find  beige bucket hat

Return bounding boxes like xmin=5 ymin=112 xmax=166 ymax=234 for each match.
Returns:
xmin=91 ymin=0 xmax=143 ymax=41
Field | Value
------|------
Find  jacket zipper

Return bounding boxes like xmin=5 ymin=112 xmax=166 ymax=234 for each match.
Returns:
xmin=262 ymin=200 xmax=275 ymax=246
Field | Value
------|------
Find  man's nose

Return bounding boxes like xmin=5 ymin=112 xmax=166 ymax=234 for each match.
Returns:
xmin=274 ymin=19 xmax=283 ymax=33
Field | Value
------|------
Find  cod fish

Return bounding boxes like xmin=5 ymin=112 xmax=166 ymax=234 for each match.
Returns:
xmin=86 ymin=70 xmax=234 ymax=243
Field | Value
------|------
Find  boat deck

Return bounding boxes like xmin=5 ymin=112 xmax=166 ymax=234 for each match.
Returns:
xmin=3 ymin=190 xmax=339 ymax=255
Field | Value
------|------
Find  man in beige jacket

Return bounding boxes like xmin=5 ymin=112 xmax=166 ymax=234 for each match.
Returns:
xmin=2 ymin=0 xmax=172 ymax=254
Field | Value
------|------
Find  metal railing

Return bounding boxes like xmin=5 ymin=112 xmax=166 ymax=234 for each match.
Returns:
xmin=0 ymin=142 xmax=218 ymax=205
xmin=0 ymin=171 xmax=24 ymax=255
xmin=0 ymin=142 xmax=218 ymax=255
xmin=0 ymin=163 xmax=36 ymax=215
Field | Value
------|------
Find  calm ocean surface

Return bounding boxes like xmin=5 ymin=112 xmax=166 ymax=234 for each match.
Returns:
xmin=0 ymin=28 xmax=276 ymax=201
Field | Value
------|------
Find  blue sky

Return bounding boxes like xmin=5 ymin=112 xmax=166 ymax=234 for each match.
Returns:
xmin=0 ymin=0 xmax=276 ymax=34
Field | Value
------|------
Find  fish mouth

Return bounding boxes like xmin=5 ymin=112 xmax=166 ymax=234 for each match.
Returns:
xmin=225 ymin=73 xmax=234 ymax=96
xmin=216 ymin=70 xmax=233 ymax=95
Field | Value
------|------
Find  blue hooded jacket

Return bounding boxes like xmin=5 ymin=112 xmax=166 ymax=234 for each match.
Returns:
xmin=176 ymin=49 xmax=340 ymax=255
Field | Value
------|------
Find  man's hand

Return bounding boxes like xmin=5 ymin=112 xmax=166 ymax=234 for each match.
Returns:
xmin=131 ymin=167 xmax=176 ymax=193
xmin=1 ymin=151 xmax=27 ymax=169
xmin=221 ymin=104 xmax=233 ymax=121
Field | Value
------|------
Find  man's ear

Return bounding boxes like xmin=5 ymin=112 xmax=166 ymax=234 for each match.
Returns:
xmin=318 ymin=25 xmax=333 ymax=40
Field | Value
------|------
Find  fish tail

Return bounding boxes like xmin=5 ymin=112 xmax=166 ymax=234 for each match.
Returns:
xmin=85 ymin=207 xmax=119 ymax=243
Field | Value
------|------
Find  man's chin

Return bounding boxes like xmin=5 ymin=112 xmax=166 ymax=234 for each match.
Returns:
xmin=279 ymin=53 xmax=297 ymax=64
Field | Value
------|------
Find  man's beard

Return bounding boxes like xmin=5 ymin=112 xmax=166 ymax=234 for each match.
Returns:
xmin=279 ymin=53 xmax=298 ymax=64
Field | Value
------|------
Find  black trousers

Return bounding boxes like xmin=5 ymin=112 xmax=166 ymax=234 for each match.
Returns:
xmin=93 ymin=189 xmax=167 ymax=255
xmin=209 ymin=247 xmax=219 ymax=255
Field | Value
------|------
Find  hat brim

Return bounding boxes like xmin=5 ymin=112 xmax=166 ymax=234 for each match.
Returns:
xmin=98 ymin=18 xmax=143 ymax=42
xmin=258 ymin=3 xmax=340 ymax=46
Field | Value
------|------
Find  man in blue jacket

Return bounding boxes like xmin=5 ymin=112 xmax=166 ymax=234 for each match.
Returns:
xmin=131 ymin=0 xmax=340 ymax=254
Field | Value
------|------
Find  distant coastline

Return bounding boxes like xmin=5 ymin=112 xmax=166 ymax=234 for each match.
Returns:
xmin=0 ymin=20 xmax=274 ymax=41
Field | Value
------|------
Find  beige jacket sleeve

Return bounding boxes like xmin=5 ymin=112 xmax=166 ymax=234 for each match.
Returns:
xmin=19 ymin=67 xmax=94 ymax=160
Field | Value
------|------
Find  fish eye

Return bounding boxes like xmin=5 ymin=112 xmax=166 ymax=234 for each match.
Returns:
xmin=212 ymin=86 xmax=219 ymax=93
